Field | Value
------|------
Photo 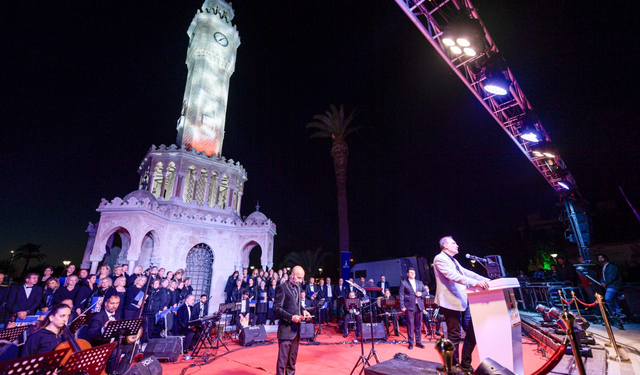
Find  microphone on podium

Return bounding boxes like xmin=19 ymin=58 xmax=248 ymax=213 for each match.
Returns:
xmin=465 ymin=254 xmax=486 ymax=262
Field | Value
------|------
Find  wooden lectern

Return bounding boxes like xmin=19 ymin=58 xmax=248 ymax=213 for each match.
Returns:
xmin=464 ymin=277 xmax=523 ymax=374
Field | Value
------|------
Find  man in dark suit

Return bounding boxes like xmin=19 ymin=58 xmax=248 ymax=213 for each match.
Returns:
xmin=176 ymin=294 xmax=198 ymax=353
xmin=88 ymin=294 xmax=132 ymax=374
xmin=274 ymin=265 xmax=311 ymax=375
xmin=399 ymin=267 xmax=428 ymax=349
xmin=194 ymin=294 xmax=209 ymax=319
xmin=335 ymin=278 xmax=348 ymax=319
xmin=377 ymin=275 xmax=390 ymax=295
xmin=597 ymin=254 xmax=625 ymax=317
xmin=304 ymin=277 xmax=317 ymax=300
xmin=6 ymin=273 xmax=42 ymax=323
xmin=320 ymin=277 xmax=334 ymax=323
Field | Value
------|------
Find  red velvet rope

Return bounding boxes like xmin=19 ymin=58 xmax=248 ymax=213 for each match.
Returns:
xmin=560 ymin=297 xmax=598 ymax=308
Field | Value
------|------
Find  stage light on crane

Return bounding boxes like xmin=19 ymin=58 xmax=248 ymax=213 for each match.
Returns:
xmin=441 ymin=18 xmax=485 ymax=57
xmin=530 ymin=141 xmax=557 ymax=159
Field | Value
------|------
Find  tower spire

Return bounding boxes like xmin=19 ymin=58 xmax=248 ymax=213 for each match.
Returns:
xmin=176 ymin=0 xmax=240 ymax=157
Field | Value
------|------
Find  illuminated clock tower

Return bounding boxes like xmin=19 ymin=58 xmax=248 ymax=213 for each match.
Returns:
xmin=176 ymin=0 xmax=240 ymax=157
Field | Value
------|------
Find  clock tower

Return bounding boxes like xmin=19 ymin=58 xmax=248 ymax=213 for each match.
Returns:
xmin=176 ymin=0 xmax=240 ymax=157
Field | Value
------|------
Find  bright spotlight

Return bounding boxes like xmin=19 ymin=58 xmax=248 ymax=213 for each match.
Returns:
xmin=484 ymin=83 xmax=508 ymax=95
xmin=463 ymin=48 xmax=476 ymax=56
xmin=521 ymin=130 xmax=541 ymax=143
xmin=443 ymin=38 xmax=455 ymax=46
xmin=451 ymin=46 xmax=462 ymax=54
xmin=558 ymin=181 xmax=572 ymax=190
xmin=456 ymin=38 xmax=471 ymax=47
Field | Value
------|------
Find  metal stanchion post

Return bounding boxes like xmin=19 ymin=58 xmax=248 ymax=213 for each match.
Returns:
xmin=571 ymin=291 xmax=582 ymax=318
xmin=595 ymin=293 xmax=629 ymax=362
xmin=560 ymin=312 xmax=586 ymax=375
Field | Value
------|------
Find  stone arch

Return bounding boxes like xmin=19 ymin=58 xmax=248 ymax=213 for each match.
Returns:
xmin=138 ymin=230 xmax=160 ymax=270
xmin=151 ymin=162 xmax=164 ymax=198
xmin=185 ymin=243 xmax=214 ymax=298
xmin=104 ymin=228 xmax=131 ymax=269
xmin=240 ymin=240 xmax=261 ymax=268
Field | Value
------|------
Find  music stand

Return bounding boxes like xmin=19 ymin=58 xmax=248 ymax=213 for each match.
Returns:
xmin=103 ymin=318 xmax=144 ymax=374
xmin=346 ymin=298 xmax=370 ymax=375
xmin=362 ymin=288 xmax=381 ymax=365
xmin=59 ymin=342 xmax=117 ymax=375
xmin=0 ymin=325 xmax=30 ymax=342
xmin=0 ymin=347 xmax=69 ymax=375
xmin=382 ymin=299 xmax=405 ymax=339
xmin=69 ymin=314 xmax=90 ymax=335
xmin=313 ymin=300 xmax=332 ymax=339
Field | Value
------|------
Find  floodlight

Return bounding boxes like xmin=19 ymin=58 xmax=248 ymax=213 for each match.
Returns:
xmin=558 ymin=180 xmax=573 ymax=190
xmin=530 ymin=141 xmax=557 ymax=159
xmin=441 ymin=17 xmax=485 ymax=58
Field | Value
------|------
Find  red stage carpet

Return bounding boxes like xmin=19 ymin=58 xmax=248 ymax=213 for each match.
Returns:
xmin=157 ymin=324 xmax=549 ymax=375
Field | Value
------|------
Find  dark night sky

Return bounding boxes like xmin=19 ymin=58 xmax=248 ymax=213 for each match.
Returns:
xmin=2 ymin=1 xmax=639 ymax=272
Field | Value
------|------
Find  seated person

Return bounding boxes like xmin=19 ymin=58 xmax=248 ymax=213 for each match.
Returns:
xmin=23 ymin=304 xmax=70 ymax=357
xmin=342 ymin=291 xmax=363 ymax=338
xmin=176 ymin=294 xmax=200 ymax=354
xmin=379 ymin=288 xmax=400 ymax=336
xmin=87 ymin=295 xmax=133 ymax=374
xmin=235 ymin=290 xmax=255 ymax=329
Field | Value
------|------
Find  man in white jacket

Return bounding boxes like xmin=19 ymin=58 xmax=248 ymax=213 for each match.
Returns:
xmin=434 ymin=236 xmax=490 ymax=373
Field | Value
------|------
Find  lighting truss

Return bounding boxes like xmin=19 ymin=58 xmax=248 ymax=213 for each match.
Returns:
xmin=394 ymin=0 xmax=577 ymax=193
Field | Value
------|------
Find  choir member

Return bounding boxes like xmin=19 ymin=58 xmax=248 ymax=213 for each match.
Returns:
xmin=255 ymin=280 xmax=268 ymax=325
xmin=124 ymin=276 xmax=147 ymax=320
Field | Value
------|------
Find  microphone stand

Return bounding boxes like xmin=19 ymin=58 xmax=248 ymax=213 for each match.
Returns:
xmin=468 ymin=257 xmax=499 ymax=279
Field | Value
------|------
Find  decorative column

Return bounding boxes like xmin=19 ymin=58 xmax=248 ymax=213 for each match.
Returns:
xmin=90 ymin=261 xmax=99 ymax=274
xmin=81 ymin=223 xmax=98 ymax=269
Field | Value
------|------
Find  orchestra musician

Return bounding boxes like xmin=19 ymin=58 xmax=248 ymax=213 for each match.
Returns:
xmin=379 ymin=288 xmax=400 ymax=336
xmin=195 ymin=294 xmax=209 ymax=319
xmin=399 ymin=267 xmax=428 ymax=349
xmin=176 ymin=294 xmax=199 ymax=354
xmin=322 ymin=277 xmax=335 ymax=323
xmin=6 ymin=273 xmax=43 ymax=325
xmin=342 ymin=291 xmax=362 ymax=338
xmin=88 ymin=295 xmax=132 ymax=374
xmin=22 ymin=303 xmax=70 ymax=356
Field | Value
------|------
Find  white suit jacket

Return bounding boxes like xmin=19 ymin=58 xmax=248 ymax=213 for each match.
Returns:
xmin=433 ymin=251 xmax=489 ymax=311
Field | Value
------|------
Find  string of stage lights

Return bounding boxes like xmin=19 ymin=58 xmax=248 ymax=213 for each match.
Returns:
xmin=394 ymin=0 xmax=592 ymax=261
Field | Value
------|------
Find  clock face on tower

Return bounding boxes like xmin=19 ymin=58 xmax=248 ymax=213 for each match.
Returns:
xmin=214 ymin=32 xmax=228 ymax=47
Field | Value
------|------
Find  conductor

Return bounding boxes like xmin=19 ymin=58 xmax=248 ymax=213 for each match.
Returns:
xmin=274 ymin=265 xmax=312 ymax=375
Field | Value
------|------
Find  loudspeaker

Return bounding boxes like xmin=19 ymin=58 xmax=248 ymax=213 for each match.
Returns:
xmin=239 ymin=324 xmax=267 ymax=346
xmin=143 ymin=337 xmax=182 ymax=362
xmin=300 ymin=322 xmax=315 ymax=339
xmin=124 ymin=355 xmax=163 ymax=375
xmin=362 ymin=323 xmax=386 ymax=341
xmin=475 ymin=358 xmax=516 ymax=375
xmin=365 ymin=356 xmax=441 ymax=374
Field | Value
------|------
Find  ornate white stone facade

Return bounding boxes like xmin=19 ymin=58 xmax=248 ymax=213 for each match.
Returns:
xmin=82 ymin=0 xmax=275 ymax=310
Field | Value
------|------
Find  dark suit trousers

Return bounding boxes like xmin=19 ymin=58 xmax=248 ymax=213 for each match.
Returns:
xmin=405 ymin=307 xmax=422 ymax=344
xmin=277 ymin=332 xmax=300 ymax=375
xmin=441 ymin=306 xmax=476 ymax=367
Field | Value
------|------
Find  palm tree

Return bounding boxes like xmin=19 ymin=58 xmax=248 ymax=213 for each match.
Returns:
xmin=306 ymin=104 xmax=359 ymax=255
xmin=13 ymin=243 xmax=47 ymax=276
xmin=282 ymin=247 xmax=330 ymax=277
